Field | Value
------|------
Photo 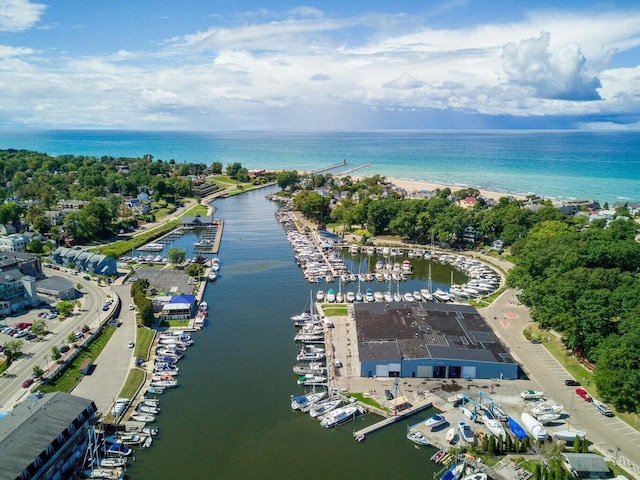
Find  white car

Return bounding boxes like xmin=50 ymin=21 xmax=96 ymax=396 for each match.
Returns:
xmin=128 ymin=304 xmax=134 ymax=310
xmin=128 ymin=341 xmax=135 ymax=348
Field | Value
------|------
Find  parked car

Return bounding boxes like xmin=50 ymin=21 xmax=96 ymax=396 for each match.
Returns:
xmin=24 ymin=333 xmax=37 ymax=341
xmin=576 ymin=387 xmax=592 ymax=402
xmin=59 ymin=345 xmax=70 ymax=353
xmin=128 ymin=341 xmax=135 ymax=348
xmin=21 ymin=378 xmax=34 ymax=388
xmin=564 ymin=379 xmax=580 ymax=386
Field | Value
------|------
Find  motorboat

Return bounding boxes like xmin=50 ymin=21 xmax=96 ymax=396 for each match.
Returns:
xmin=297 ymin=374 xmax=327 ymax=386
xmin=457 ymin=421 xmax=474 ymax=443
xmin=440 ymin=462 xmax=464 ymax=480
xmin=407 ymin=430 xmax=430 ymax=446
xmin=593 ymin=399 xmax=614 ymax=417
xmin=461 ymin=473 xmax=487 ymax=480
xmin=346 ymin=291 xmax=356 ymax=303
xmin=105 ymin=442 xmax=132 ymax=457
xmin=482 ymin=409 xmax=505 ymax=438
xmin=83 ymin=467 xmax=125 ymax=479
xmin=99 ymin=457 xmax=127 ymax=468
xmin=432 ymin=289 xmax=451 ymax=302
xmin=507 ymin=416 xmax=528 ymax=441
xmin=199 ymin=301 xmax=208 ymax=313
xmin=520 ymin=389 xmax=544 ymax=400
xmin=316 ymin=290 xmax=325 ymax=302
xmin=424 ymin=413 xmax=447 ymax=429
xmin=136 ymin=404 xmax=159 ymax=415
xmin=293 ymin=362 xmax=326 ymax=375
xmin=445 ymin=427 xmax=456 ymax=444
xmin=553 ymin=429 xmax=587 ymax=442
xmin=319 ymin=404 xmax=364 ymax=428
xmin=520 ymin=412 xmax=547 ymax=441
xmin=530 ymin=402 xmax=564 ymax=416
xmin=535 ymin=413 xmax=561 ymax=424
xmin=309 ymin=396 xmax=343 ymax=418
xmin=207 ymin=271 xmax=217 ymax=281
xmin=291 ymin=391 xmax=327 ymax=412
xmin=149 ymin=379 xmax=178 ymax=388
xmin=130 ymin=413 xmax=156 ymax=423
xmin=293 ymin=332 xmax=324 ymax=343
xmin=146 ymin=387 xmax=164 ymax=395
xmin=326 ymin=289 xmax=336 ymax=303
xmin=420 ymin=289 xmax=434 ymax=302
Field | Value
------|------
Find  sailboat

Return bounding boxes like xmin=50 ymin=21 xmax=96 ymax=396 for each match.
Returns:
xmin=336 ymin=279 xmax=344 ymax=303
xmin=394 ymin=279 xmax=402 ymax=302
xmin=421 ymin=263 xmax=434 ymax=301
xmin=355 ymin=259 xmax=364 ymax=302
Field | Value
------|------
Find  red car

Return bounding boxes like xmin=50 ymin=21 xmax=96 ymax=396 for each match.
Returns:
xmin=21 ymin=378 xmax=34 ymax=388
xmin=576 ymin=387 xmax=592 ymax=402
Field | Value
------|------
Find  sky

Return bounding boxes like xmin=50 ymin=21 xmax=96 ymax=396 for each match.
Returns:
xmin=1 ymin=0 xmax=640 ymax=131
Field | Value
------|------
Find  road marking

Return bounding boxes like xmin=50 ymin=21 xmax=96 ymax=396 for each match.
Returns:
xmin=505 ymin=312 xmax=518 ymax=319
xmin=500 ymin=320 xmax=510 ymax=327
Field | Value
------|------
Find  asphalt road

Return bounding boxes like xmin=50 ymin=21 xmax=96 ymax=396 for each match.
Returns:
xmin=480 ymin=287 xmax=640 ymax=477
xmin=0 ymin=268 xmax=112 ymax=409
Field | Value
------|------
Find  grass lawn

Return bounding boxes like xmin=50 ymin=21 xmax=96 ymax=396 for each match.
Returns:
xmin=134 ymin=326 xmax=156 ymax=359
xmin=322 ymin=305 xmax=348 ymax=316
xmin=38 ymin=326 xmax=117 ymax=394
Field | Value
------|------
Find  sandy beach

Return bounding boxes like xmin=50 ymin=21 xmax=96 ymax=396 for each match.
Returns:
xmin=380 ymin=177 xmax=526 ymax=202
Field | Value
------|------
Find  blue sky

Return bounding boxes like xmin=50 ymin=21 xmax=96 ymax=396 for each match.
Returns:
xmin=1 ymin=0 xmax=640 ymax=131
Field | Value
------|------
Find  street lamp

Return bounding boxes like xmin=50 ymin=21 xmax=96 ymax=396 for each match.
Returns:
xmin=44 ymin=355 xmax=49 ymax=371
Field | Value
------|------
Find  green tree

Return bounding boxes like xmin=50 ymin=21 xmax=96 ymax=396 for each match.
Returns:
xmin=30 ymin=318 xmax=46 ymax=337
xmin=292 ymin=190 xmax=330 ymax=222
xmin=226 ymin=162 xmax=243 ymax=179
xmin=3 ymin=339 xmax=24 ymax=362
xmin=167 ymin=247 xmax=187 ymax=265
xmin=56 ymin=300 xmax=75 ymax=318
xmin=276 ymin=170 xmax=299 ymax=190
xmin=211 ymin=162 xmax=223 ymax=174
xmin=67 ymin=332 xmax=78 ymax=344
xmin=186 ymin=263 xmax=204 ymax=278
xmin=27 ymin=238 xmax=44 ymax=253
xmin=50 ymin=345 xmax=61 ymax=361
xmin=32 ymin=365 xmax=44 ymax=378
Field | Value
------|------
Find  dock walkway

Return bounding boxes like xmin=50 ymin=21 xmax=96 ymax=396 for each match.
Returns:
xmin=353 ymin=398 xmax=433 ymax=439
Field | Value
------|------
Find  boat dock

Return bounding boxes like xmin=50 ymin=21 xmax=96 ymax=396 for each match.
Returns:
xmin=353 ymin=398 xmax=433 ymax=439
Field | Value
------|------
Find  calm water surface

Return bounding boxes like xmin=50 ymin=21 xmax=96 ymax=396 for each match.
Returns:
xmin=126 ymin=186 xmax=441 ymax=479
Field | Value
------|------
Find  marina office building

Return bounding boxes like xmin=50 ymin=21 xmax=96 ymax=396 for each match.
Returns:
xmin=354 ymin=302 xmax=519 ymax=380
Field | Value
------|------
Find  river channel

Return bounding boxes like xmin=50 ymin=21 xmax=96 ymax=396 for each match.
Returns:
xmin=127 ymin=185 xmax=455 ymax=479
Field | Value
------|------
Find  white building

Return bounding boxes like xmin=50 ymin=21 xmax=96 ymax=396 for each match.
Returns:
xmin=0 ymin=233 xmax=26 ymax=252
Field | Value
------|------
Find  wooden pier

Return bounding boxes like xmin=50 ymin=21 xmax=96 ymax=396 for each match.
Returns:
xmin=306 ymin=160 xmax=349 ymax=176
xmin=353 ymin=398 xmax=433 ymax=439
xmin=334 ymin=162 xmax=373 ymax=177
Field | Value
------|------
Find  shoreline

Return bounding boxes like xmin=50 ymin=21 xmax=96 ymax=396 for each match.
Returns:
xmin=383 ymin=177 xmax=527 ymax=203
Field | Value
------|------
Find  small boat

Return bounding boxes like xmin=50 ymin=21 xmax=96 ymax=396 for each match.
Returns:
xmin=420 ymin=289 xmax=434 ymax=302
xmin=309 ymin=396 xmax=343 ymax=418
xmin=199 ymin=301 xmax=208 ymax=313
xmin=433 ymin=289 xmax=451 ymax=302
xmin=355 ymin=434 xmax=365 ymax=442
xmin=407 ymin=430 xmax=430 ymax=446
xmin=291 ymin=391 xmax=327 ymax=412
xmin=461 ymin=473 xmax=487 ymax=480
xmin=319 ymin=404 xmax=364 ymax=428
xmin=297 ymin=374 xmax=327 ymax=386
xmin=535 ymin=413 xmax=561 ymax=424
xmin=150 ymin=379 xmax=178 ymax=388
xmin=507 ymin=416 xmax=528 ymax=441
xmin=83 ymin=467 xmax=125 ymax=479
xmin=520 ymin=389 xmax=544 ymax=400
xmin=345 ymin=291 xmax=356 ymax=303
xmin=520 ymin=412 xmax=547 ymax=441
xmin=458 ymin=421 xmax=474 ymax=443
xmin=293 ymin=362 xmax=326 ymax=375
xmin=99 ymin=457 xmax=127 ymax=468
xmin=105 ymin=442 xmax=132 ymax=457
xmin=440 ymin=462 xmax=464 ymax=480
xmin=593 ymin=399 xmax=614 ymax=417
xmin=207 ymin=271 xmax=217 ymax=281
xmin=430 ymin=449 xmax=446 ymax=463
xmin=130 ymin=413 xmax=156 ymax=423
xmin=316 ymin=290 xmax=325 ymax=302
xmin=553 ymin=429 xmax=587 ymax=442
xmin=531 ymin=402 xmax=563 ymax=416
xmin=136 ymin=404 xmax=160 ymax=415
xmin=425 ymin=413 xmax=447 ymax=429
xmin=326 ymin=289 xmax=336 ymax=303
xmin=445 ymin=427 xmax=456 ymax=444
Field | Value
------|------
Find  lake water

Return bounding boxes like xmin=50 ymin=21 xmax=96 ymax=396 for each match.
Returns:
xmin=125 ymin=185 xmax=444 ymax=479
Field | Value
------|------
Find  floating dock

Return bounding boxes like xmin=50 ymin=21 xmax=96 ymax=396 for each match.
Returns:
xmin=353 ymin=398 xmax=433 ymax=439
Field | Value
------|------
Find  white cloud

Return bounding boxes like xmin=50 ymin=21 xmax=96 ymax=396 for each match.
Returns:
xmin=502 ymin=32 xmax=601 ymax=101
xmin=2 ymin=6 xmax=640 ymax=129
xmin=384 ymin=73 xmax=424 ymax=90
xmin=0 ymin=0 xmax=45 ymax=31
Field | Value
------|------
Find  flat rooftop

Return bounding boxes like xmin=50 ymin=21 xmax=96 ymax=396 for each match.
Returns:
xmin=353 ymin=301 xmax=515 ymax=364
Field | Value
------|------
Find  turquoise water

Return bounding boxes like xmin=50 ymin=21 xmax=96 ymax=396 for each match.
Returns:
xmin=1 ymin=130 xmax=638 ymax=204
xmin=125 ymin=186 xmax=443 ymax=479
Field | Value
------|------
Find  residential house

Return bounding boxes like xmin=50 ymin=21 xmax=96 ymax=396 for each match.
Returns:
xmin=0 ymin=233 xmax=26 ymax=252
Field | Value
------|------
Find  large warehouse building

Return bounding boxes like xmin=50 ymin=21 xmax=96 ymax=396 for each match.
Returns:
xmin=354 ymin=301 xmax=519 ymax=380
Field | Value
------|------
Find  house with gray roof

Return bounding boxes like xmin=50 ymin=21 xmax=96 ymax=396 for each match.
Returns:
xmin=51 ymin=247 xmax=117 ymax=276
